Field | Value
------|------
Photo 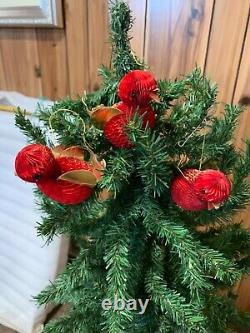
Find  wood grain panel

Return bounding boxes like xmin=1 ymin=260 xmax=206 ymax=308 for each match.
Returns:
xmin=0 ymin=29 xmax=42 ymax=97
xmin=232 ymin=16 xmax=250 ymax=313
xmin=64 ymin=0 xmax=89 ymax=97
xmin=36 ymin=29 xmax=69 ymax=100
xmin=234 ymin=16 xmax=250 ymax=149
xmin=127 ymin=0 xmax=147 ymax=59
xmin=0 ymin=47 xmax=7 ymax=89
xmin=88 ymin=0 xmax=110 ymax=91
xmin=205 ymin=0 xmax=250 ymax=106
xmin=145 ymin=0 xmax=214 ymax=79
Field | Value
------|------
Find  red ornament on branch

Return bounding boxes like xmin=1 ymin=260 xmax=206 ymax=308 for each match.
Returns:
xmin=193 ymin=169 xmax=231 ymax=210
xmin=170 ymin=168 xmax=231 ymax=211
xmin=15 ymin=144 xmax=56 ymax=182
xmin=37 ymin=157 xmax=93 ymax=205
xmin=118 ymin=70 xmax=159 ymax=107
xmin=90 ymin=70 xmax=159 ymax=149
xmin=116 ymin=102 xmax=155 ymax=128
xmin=104 ymin=103 xmax=156 ymax=148
xmin=14 ymin=144 xmax=103 ymax=205
xmin=104 ymin=113 xmax=134 ymax=149
xmin=90 ymin=102 xmax=156 ymax=149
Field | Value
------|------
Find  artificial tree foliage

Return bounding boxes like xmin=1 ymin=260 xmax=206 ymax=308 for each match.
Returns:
xmin=15 ymin=1 xmax=250 ymax=332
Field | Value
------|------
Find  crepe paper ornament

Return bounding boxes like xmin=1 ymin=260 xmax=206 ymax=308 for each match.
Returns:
xmin=15 ymin=144 xmax=56 ymax=182
xmin=115 ymin=102 xmax=156 ymax=128
xmin=90 ymin=105 xmax=121 ymax=129
xmin=53 ymin=145 xmax=105 ymax=171
xmin=193 ymin=169 xmax=231 ymax=210
xmin=52 ymin=145 xmax=85 ymax=160
xmin=37 ymin=156 xmax=94 ymax=205
xmin=139 ymin=105 xmax=156 ymax=128
xmin=52 ymin=145 xmax=105 ymax=181
xmin=114 ymin=101 xmax=134 ymax=114
xmin=58 ymin=170 xmax=97 ymax=187
xmin=55 ymin=156 xmax=93 ymax=176
xmin=104 ymin=102 xmax=156 ymax=148
xmin=118 ymin=70 xmax=159 ymax=107
xmin=104 ymin=113 xmax=134 ymax=148
xmin=37 ymin=179 xmax=93 ymax=205
xmin=44 ymin=151 xmax=105 ymax=204
xmin=170 ymin=169 xmax=206 ymax=211
xmin=170 ymin=168 xmax=231 ymax=211
xmin=15 ymin=144 xmax=106 ymax=205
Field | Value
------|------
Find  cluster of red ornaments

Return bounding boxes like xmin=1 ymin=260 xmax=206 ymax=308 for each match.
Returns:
xmin=170 ymin=168 xmax=231 ymax=211
xmin=14 ymin=71 xmax=232 ymax=210
xmin=15 ymin=144 xmax=101 ymax=205
xmin=90 ymin=70 xmax=232 ymax=211
xmin=92 ymin=70 xmax=159 ymax=148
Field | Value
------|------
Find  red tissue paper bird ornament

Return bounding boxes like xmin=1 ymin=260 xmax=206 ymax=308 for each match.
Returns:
xmin=91 ymin=102 xmax=156 ymax=149
xmin=15 ymin=144 xmax=56 ymax=182
xmin=116 ymin=102 xmax=156 ymax=128
xmin=104 ymin=102 xmax=155 ymax=148
xmin=104 ymin=113 xmax=134 ymax=149
xmin=118 ymin=70 xmax=159 ymax=107
xmin=170 ymin=168 xmax=231 ymax=211
xmin=90 ymin=70 xmax=159 ymax=149
xmin=103 ymin=102 xmax=156 ymax=148
xmin=36 ymin=156 xmax=93 ymax=205
xmin=15 ymin=144 xmax=103 ymax=205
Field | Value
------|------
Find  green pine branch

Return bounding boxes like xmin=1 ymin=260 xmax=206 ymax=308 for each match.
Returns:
xmin=36 ymin=249 xmax=97 ymax=305
xmin=103 ymin=218 xmax=133 ymax=332
xmin=145 ymin=243 xmax=206 ymax=332
xmin=15 ymin=108 xmax=47 ymax=144
xmin=110 ymin=1 xmax=144 ymax=79
xmin=36 ymin=192 xmax=106 ymax=242
xmin=199 ymin=223 xmax=250 ymax=259
xmin=99 ymin=149 xmax=135 ymax=197
xmin=142 ymin=200 xmax=242 ymax=293
xmin=42 ymin=309 xmax=96 ymax=333
xmin=126 ymin=115 xmax=172 ymax=196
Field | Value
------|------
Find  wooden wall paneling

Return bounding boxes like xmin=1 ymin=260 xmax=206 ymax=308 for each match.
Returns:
xmin=232 ymin=16 xmax=250 ymax=313
xmin=126 ymin=0 xmax=147 ymax=59
xmin=36 ymin=29 xmax=69 ymax=100
xmin=64 ymin=0 xmax=89 ymax=97
xmin=237 ymin=275 xmax=250 ymax=313
xmin=0 ymin=46 xmax=7 ymax=89
xmin=144 ymin=0 xmax=214 ymax=80
xmin=87 ymin=0 xmax=110 ymax=91
xmin=0 ymin=29 xmax=42 ymax=97
xmin=205 ymin=0 xmax=250 ymax=107
xmin=233 ymin=15 xmax=250 ymax=149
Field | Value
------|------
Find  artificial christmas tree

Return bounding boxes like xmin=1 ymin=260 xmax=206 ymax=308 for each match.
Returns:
xmin=14 ymin=1 xmax=250 ymax=332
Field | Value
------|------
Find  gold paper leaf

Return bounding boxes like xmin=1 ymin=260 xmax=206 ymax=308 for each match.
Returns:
xmin=52 ymin=145 xmax=84 ymax=160
xmin=58 ymin=170 xmax=97 ymax=187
